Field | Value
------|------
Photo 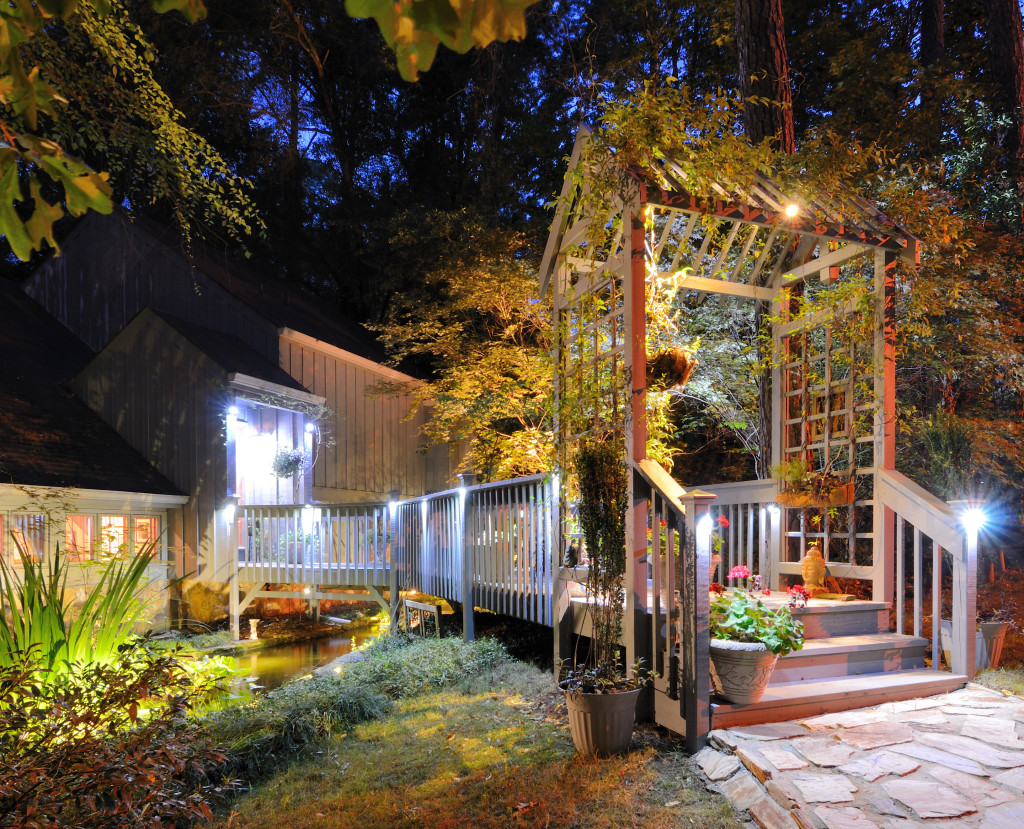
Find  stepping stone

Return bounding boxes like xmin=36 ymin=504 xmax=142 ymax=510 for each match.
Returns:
xmin=881 ymin=698 xmax=944 ymax=714
xmin=790 ymin=772 xmax=858 ymax=803
xmin=888 ymin=742 xmax=989 ymax=776
xmin=736 ymin=745 xmax=776 ymax=783
xmin=802 ymin=709 xmax=889 ymax=730
xmin=695 ymin=746 xmax=742 ymax=781
xmin=766 ymin=777 xmax=802 ymax=809
xmin=980 ymin=801 xmax=1024 ymax=828
xmin=962 ymin=716 xmax=1024 ymax=748
xmin=928 ymin=765 xmax=1016 ymax=807
xmin=915 ymin=733 xmax=1024 ymax=769
xmin=791 ymin=737 xmax=857 ymax=767
xmin=899 ymin=711 xmax=948 ymax=725
xmin=865 ymin=796 xmax=906 ymax=818
xmin=718 ymin=769 xmax=766 ymax=811
xmin=882 ymin=779 xmax=977 ymax=819
xmin=942 ymin=705 xmax=1000 ymax=717
xmin=992 ymin=767 xmax=1024 ymax=791
xmin=749 ymin=795 xmax=795 ymax=829
xmin=813 ymin=805 xmax=881 ymax=828
xmin=760 ymin=745 xmax=809 ymax=771
xmin=839 ymin=751 xmax=919 ymax=782
xmin=731 ymin=722 xmax=811 ymax=741
xmin=790 ymin=807 xmax=819 ymax=829
xmin=836 ymin=722 xmax=914 ymax=750
xmin=879 ymin=820 xmax=926 ymax=829
xmin=709 ymin=729 xmax=740 ymax=751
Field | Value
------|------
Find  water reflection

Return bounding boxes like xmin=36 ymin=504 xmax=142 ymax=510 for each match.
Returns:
xmin=242 ymin=629 xmax=378 ymax=691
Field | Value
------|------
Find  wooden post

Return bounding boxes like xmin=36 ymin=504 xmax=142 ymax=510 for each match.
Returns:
xmin=624 ymin=195 xmax=651 ymax=717
xmin=948 ymin=500 xmax=979 ymax=678
xmin=459 ymin=474 xmax=476 ymax=642
xmin=682 ymin=491 xmax=715 ymax=753
xmin=229 ymin=568 xmax=240 ymax=641
xmin=873 ymin=250 xmax=898 ymax=603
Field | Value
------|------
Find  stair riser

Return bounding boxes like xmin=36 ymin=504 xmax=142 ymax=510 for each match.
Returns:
xmin=797 ymin=608 xmax=889 ymax=638
xmin=772 ymin=646 xmax=925 ymax=683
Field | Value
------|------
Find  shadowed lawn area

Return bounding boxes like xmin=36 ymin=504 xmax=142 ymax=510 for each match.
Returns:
xmin=219 ymin=664 xmax=741 ymax=829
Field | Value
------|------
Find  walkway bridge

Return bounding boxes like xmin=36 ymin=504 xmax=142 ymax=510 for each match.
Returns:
xmin=228 ymin=461 xmax=977 ymax=752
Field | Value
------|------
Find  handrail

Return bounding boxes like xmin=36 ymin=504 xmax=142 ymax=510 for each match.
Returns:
xmin=875 ymin=468 xmax=976 ymax=678
xmin=697 ymin=478 xmax=778 ymax=504
xmin=633 ymin=458 xmax=712 ymax=752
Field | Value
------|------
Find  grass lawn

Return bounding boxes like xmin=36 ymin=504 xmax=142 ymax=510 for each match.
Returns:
xmin=217 ymin=658 xmax=740 ymax=829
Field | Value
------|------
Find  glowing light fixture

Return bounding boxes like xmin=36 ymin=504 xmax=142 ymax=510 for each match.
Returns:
xmin=228 ymin=405 xmax=239 ymax=416
xmin=784 ymin=203 xmax=800 ymax=218
xmin=961 ymin=506 xmax=987 ymax=535
xmin=305 ymin=422 xmax=316 ymax=433
xmin=766 ymin=502 xmax=781 ymax=518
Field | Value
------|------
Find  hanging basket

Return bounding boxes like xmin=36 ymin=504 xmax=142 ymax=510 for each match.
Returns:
xmin=646 ymin=348 xmax=698 ymax=389
xmin=777 ymin=480 xmax=853 ymax=509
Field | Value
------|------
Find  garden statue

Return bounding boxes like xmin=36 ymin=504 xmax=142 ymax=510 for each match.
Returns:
xmin=801 ymin=543 xmax=828 ymax=597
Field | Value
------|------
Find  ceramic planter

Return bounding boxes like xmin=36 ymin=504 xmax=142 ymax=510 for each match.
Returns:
xmin=563 ymin=686 xmax=641 ymax=756
xmin=938 ymin=619 xmax=1008 ymax=671
xmin=709 ymin=639 xmax=778 ymax=704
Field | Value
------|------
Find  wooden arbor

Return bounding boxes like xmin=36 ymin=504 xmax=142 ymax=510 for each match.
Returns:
xmin=540 ymin=128 xmax=922 ymax=677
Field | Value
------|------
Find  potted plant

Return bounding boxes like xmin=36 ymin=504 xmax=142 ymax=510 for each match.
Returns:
xmin=559 ymin=434 xmax=651 ymax=756
xmin=708 ymin=566 xmax=805 ymax=704
xmin=939 ymin=597 xmax=1018 ymax=671
xmin=772 ymin=458 xmax=853 ymax=508
xmin=271 ymin=445 xmax=309 ymax=478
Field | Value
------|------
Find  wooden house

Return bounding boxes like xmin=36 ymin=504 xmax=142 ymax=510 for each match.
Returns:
xmin=21 ymin=212 xmax=458 ymax=626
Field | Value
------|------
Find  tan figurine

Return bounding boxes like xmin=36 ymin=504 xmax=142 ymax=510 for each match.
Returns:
xmin=801 ymin=542 xmax=828 ymax=597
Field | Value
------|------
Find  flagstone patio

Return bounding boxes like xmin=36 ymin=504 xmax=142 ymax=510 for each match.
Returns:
xmin=696 ymin=684 xmax=1024 ymax=828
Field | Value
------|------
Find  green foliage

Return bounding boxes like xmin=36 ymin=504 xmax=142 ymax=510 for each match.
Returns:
xmin=202 ymin=635 xmax=511 ymax=784
xmin=371 ymin=209 xmax=552 ymax=481
xmin=709 ymin=590 xmax=804 ymax=656
xmin=0 ymin=649 xmax=230 ymax=827
xmin=0 ymin=541 xmax=162 ymax=681
xmin=574 ymin=435 xmax=628 ymax=674
xmin=346 ymin=0 xmax=538 ymax=82
xmin=902 ymin=409 xmax=977 ymax=500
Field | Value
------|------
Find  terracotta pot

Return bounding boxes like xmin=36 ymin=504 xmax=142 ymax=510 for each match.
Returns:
xmin=709 ymin=639 xmax=778 ymax=704
xmin=562 ymin=686 xmax=641 ymax=756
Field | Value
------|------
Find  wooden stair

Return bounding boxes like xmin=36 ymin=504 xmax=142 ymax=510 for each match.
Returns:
xmin=710 ymin=598 xmax=968 ymax=728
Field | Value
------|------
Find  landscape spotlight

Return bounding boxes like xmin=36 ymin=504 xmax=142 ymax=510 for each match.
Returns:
xmin=961 ymin=506 xmax=987 ymax=535
xmin=784 ymin=203 xmax=800 ymax=218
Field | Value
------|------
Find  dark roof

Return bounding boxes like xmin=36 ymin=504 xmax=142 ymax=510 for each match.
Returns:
xmin=131 ymin=214 xmax=387 ymax=363
xmin=0 ymin=281 xmax=182 ymax=495
xmin=154 ymin=312 xmax=308 ymax=393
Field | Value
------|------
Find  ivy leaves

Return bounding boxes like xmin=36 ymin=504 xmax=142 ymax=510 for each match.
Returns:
xmin=0 ymin=0 xmax=208 ymax=261
xmin=346 ymin=0 xmax=537 ymax=81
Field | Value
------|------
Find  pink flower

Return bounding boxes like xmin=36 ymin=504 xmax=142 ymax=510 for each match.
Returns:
xmin=727 ymin=564 xmax=751 ymax=580
xmin=788 ymin=584 xmax=807 ymax=596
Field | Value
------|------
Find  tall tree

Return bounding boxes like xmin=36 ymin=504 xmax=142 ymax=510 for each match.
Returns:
xmin=983 ymin=0 xmax=1024 ymax=178
xmin=920 ymin=0 xmax=945 ymax=65
xmin=734 ymin=0 xmax=794 ymax=152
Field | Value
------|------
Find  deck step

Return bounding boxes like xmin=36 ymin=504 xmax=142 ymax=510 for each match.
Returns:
xmin=792 ymin=600 xmax=891 ymax=638
xmin=771 ymin=633 xmax=927 ymax=683
xmin=711 ymin=670 xmax=967 ymax=729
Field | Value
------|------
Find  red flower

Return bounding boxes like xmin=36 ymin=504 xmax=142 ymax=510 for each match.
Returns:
xmin=764 ymin=589 xmax=771 ymax=596
xmin=787 ymin=584 xmax=807 ymax=596
xmin=710 ymin=582 xmax=726 ymax=595
xmin=727 ymin=564 xmax=751 ymax=580
xmin=716 ymin=515 xmax=730 ymax=529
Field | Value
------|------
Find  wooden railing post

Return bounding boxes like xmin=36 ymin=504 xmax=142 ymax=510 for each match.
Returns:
xmin=948 ymin=500 xmax=980 ymax=678
xmin=459 ymin=473 xmax=476 ymax=642
xmin=682 ymin=491 xmax=715 ymax=753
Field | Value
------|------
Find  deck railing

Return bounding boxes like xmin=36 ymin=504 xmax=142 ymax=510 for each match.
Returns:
xmin=876 ymin=469 xmax=977 ymax=677
xmin=393 ymin=475 xmax=556 ymax=629
xmin=695 ymin=479 xmax=779 ymax=588
xmin=234 ymin=503 xmax=390 ymax=587
xmin=633 ymin=459 xmax=713 ymax=753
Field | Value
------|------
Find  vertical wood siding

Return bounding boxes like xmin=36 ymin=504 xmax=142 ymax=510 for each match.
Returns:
xmin=25 ymin=214 xmax=279 ymax=359
xmin=279 ymin=339 xmax=453 ymax=498
xmin=72 ymin=316 xmax=230 ymax=581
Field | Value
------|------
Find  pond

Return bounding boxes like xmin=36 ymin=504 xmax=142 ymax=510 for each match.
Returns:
xmin=237 ymin=628 xmax=379 ymax=691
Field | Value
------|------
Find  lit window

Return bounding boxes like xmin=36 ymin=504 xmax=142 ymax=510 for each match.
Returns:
xmin=99 ymin=515 xmax=129 ymax=559
xmin=10 ymin=514 xmax=45 ymax=562
xmin=65 ymin=515 xmax=94 ymax=561
xmin=134 ymin=516 xmax=159 ymax=554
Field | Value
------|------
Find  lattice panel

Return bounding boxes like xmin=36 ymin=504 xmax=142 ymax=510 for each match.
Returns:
xmin=781 ymin=316 xmax=876 ymax=572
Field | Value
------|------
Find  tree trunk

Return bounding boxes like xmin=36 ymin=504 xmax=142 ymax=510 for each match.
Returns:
xmin=984 ymin=0 xmax=1024 ymax=177
xmin=920 ymin=0 xmax=944 ymax=65
xmin=734 ymin=0 xmax=795 ymax=153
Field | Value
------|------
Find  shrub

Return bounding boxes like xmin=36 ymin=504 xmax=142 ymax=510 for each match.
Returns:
xmin=0 ymin=650 xmax=232 ymax=828
xmin=201 ymin=674 xmax=392 ymax=783
xmin=0 ymin=542 xmax=161 ymax=681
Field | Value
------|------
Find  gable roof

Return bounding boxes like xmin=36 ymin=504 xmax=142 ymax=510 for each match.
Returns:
xmin=0 ymin=281 xmax=182 ymax=495
xmin=127 ymin=214 xmax=387 ymax=364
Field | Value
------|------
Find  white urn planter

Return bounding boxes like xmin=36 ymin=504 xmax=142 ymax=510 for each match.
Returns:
xmin=709 ymin=639 xmax=779 ymax=704
xmin=939 ymin=619 xmax=1010 ymax=671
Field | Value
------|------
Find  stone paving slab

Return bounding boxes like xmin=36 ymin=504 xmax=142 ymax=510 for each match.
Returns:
xmin=697 ymin=683 xmax=1024 ymax=828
